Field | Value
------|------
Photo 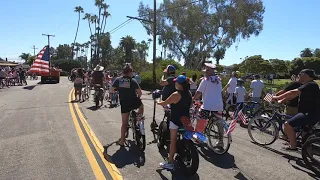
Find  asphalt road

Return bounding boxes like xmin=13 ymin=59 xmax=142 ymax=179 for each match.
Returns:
xmin=0 ymin=77 xmax=318 ymax=180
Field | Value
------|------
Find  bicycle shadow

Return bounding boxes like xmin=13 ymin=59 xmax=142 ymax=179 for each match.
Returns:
xmin=251 ymin=142 xmax=319 ymax=179
xmin=197 ymin=145 xmax=236 ymax=169
xmin=103 ymin=140 xmax=145 ymax=169
xmin=156 ymin=168 xmax=200 ymax=180
xmin=22 ymin=85 xmax=36 ymax=90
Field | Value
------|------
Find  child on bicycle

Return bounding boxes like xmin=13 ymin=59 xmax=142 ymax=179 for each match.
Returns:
xmin=234 ymin=78 xmax=247 ymax=119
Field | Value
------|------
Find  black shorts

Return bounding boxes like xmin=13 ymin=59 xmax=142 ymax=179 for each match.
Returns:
xmin=287 ymin=113 xmax=319 ymax=127
xmin=120 ymin=98 xmax=142 ymax=113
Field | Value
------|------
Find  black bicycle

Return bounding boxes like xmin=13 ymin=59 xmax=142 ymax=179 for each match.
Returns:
xmin=302 ymin=136 xmax=320 ymax=176
xmin=126 ymin=110 xmax=146 ymax=152
xmin=248 ymin=108 xmax=320 ymax=145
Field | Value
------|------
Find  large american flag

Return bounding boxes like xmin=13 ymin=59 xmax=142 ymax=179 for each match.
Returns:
xmin=29 ymin=46 xmax=50 ymax=73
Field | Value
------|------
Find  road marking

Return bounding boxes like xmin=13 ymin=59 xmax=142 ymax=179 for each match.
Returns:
xmin=69 ymin=89 xmax=123 ymax=180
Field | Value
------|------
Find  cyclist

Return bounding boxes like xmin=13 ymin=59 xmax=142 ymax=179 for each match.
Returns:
xmin=91 ymin=65 xmax=105 ymax=87
xmin=193 ymin=63 xmax=224 ymax=147
xmin=159 ymin=65 xmax=176 ymax=101
xmin=273 ymin=69 xmax=320 ymax=151
xmin=157 ymin=75 xmax=192 ymax=170
xmin=223 ymin=71 xmax=238 ymax=105
xmin=18 ymin=68 xmax=27 ymax=85
xmin=111 ymin=63 xmax=144 ymax=146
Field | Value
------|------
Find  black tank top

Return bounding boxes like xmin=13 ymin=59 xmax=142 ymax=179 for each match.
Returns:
xmin=170 ymin=90 xmax=192 ymax=127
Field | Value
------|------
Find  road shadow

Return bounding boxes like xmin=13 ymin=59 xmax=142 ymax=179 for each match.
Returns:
xmin=87 ymin=106 xmax=102 ymax=111
xmin=197 ymin=145 xmax=235 ymax=169
xmin=22 ymin=85 xmax=36 ymax=90
xmin=252 ymin=142 xmax=319 ymax=179
xmin=37 ymin=81 xmax=58 ymax=84
xmin=156 ymin=168 xmax=200 ymax=180
xmin=156 ymin=146 xmax=200 ymax=180
xmin=103 ymin=140 xmax=145 ymax=169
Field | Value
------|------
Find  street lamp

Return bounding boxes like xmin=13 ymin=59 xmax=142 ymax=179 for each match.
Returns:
xmin=126 ymin=0 xmax=157 ymax=87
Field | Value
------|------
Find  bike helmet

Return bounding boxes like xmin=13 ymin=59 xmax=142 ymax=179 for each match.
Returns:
xmin=152 ymin=89 xmax=162 ymax=100
xmin=237 ymin=78 xmax=245 ymax=86
xmin=163 ymin=65 xmax=176 ymax=74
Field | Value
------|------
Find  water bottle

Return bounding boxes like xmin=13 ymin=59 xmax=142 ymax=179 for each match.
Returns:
xmin=139 ymin=121 xmax=145 ymax=135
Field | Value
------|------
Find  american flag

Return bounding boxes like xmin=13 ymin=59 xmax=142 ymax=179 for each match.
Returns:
xmin=227 ymin=110 xmax=247 ymax=135
xmin=263 ymin=93 xmax=273 ymax=102
xmin=29 ymin=46 xmax=50 ymax=73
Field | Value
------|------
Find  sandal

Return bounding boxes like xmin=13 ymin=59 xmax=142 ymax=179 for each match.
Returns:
xmin=281 ymin=146 xmax=297 ymax=151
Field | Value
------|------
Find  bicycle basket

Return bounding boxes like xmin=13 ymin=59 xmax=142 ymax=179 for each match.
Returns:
xmin=180 ymin=116 xmax=194 ymax=131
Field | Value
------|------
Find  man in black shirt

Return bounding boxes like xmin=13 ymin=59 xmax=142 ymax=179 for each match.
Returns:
xmin=275 ymin=76 xmax=302 ymax=116
xmin=111 ymin=63 xmax=144 ymax=146
xmin=159 ymin=65 xmax=176 ymax=101
xmin=273 ymin=69 xmax=320 ymax=150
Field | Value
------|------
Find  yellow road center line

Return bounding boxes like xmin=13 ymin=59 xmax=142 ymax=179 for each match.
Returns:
xmin=68 ymin=89 xmax=106 ymax=179
xmin=73 ymin=102 xmax=123 ymax=180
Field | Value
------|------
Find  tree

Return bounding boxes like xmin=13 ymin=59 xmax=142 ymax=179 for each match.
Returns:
xmin=136 ymin=40 xmax=149 ymax=61
xmin=120 ymin=35 xmax=136 ymax=63
xmin=138 ymin=0 xmax=265 ymax=69
xmin=101 ymin=33 xmax=112 ymax=67
xmin=19 ymin=53 xmax=31 ymax=63
xmin=213 ymin=48 xmax=226 ymax=65
xmin=290 ymin=58 xmax=305 ymax=75
xmin=26 ymin=56 xmax=36 ymax=66
xmin=314 ymin=48 xmax=320 ymax=58
xmin=239 ymin=55 xmax=272 ymax=75
xmin=300 ymin=48 xmax=313 ymax=57
xmin=269 ymin=59 xmax=288 ymax=76
xmin=55 ymin=44 xmax=72 ymax=60
xmin=73 ymin=6 xmax=84 ymax=59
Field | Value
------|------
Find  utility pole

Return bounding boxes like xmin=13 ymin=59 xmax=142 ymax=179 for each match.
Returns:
xmin=152 ymin=0 xmax=157 ymax=87
xmin=42 ymin=34 xmax=55 ymax=67
xmin=31 ymin=45 xmax=38 ymax=56
xmin=126 ymin=0 xmax=157 ymax=86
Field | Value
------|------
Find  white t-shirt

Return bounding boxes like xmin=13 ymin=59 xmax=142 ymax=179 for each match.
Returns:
xmin=227 ymin=77 xmax=237 ymax=94
xmin=190 ymin=81 xmax=197 ymax=90
xmin=197 ymin=76 xmax=223 ymax=111
xmin=250 ymin=80 xmax=264 ymax=97
xmin=235 ymin=86 xmax=246 ymax=103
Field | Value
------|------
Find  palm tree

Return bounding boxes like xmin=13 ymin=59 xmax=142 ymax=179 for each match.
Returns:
xmin=213 ymin=48 xmax=226 ymax=65
xmin=83 ymin=13 xmax=93 ymax=36
xmin=72 ymin=6 xmax=84 ymax=59
xmin=120 ymin=35 xmax=136 ymax=63
xmin=300 ymin=48 xmax=313 ymax=57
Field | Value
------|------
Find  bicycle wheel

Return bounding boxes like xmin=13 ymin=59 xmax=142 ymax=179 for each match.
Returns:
xmin=248 ymin=116 xmax=279 ymax=145
xmin=302 ymin=129 xmax=320 ymax=144
xmin=207 ymin=120 xmax=231 ymax=155
xmin=176 ymin=139 xmax=199 ymax=177
xmin=135 ymin=132 xmax=146 ymax=152
xmin=157 ymin=121 xmax=169 ymax=150
xmin=302 ymin=137 xmax=320 ymax=176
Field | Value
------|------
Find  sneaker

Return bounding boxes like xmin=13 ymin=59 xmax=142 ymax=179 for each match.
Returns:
xmin=216 ymin=140 xmax=224 ymax=147
xmin=159 ymin=162 xmax=174 ymax=170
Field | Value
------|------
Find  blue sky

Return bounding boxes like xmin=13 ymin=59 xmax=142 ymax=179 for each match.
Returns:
xmin=0 ymin=0 xmax=319 ymax=65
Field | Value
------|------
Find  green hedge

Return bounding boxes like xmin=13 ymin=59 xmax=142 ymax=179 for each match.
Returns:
xmin=141 ymin=70 xmax=287 ymax=92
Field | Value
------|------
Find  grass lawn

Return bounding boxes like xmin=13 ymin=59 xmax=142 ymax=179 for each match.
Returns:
xmin=262 ymin=79 xmax=320 ymax=92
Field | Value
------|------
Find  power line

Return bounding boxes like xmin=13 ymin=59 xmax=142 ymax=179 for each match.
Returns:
xmin=109 ymin=19 xmax=134 ymax=34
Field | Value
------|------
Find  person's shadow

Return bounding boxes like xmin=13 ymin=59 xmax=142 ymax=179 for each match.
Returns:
xmin=103 ymin=140 xmax=145 ymax=169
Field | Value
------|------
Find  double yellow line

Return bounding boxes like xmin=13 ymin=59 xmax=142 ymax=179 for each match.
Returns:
xmin=68 ymin=89 xmax=123 ymax=180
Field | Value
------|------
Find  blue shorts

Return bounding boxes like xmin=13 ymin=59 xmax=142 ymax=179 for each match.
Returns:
xmin=287 ymin=113 xmax=319 ymax=127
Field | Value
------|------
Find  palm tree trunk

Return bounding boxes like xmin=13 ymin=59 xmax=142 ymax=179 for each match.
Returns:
xmin=88 ymin=20 xmax=92 ymax=35
xmin=72 ymin=12 xmax=81 ymax=60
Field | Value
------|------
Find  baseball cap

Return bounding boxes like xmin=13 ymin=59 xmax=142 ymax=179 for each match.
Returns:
xmin=204 ymin=63 xmax=216 ymax=69
xmin=173 ymin=75 xmax=187 ymax=84
xmin=163 ymin=65 xmax=176 ymax=73
xmin=300 ymin=69 xmax=318 ymax=79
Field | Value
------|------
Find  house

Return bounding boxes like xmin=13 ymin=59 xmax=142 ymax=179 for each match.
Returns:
xmin=0 ymin=58 xmax=18 ymax=67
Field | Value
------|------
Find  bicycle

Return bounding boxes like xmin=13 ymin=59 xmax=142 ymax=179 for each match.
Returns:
xmin=191 ymin=101 xmax=232 ymax=155
xmin=126 ymin=109 xmax=146 ymax=152
xmin=301 ymin=136 xmax=320 ymax=176
xmin=248 ymin=108 xmax=320 ymax=145
xmin=151 ymin=90 xmax=199 ymax=176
